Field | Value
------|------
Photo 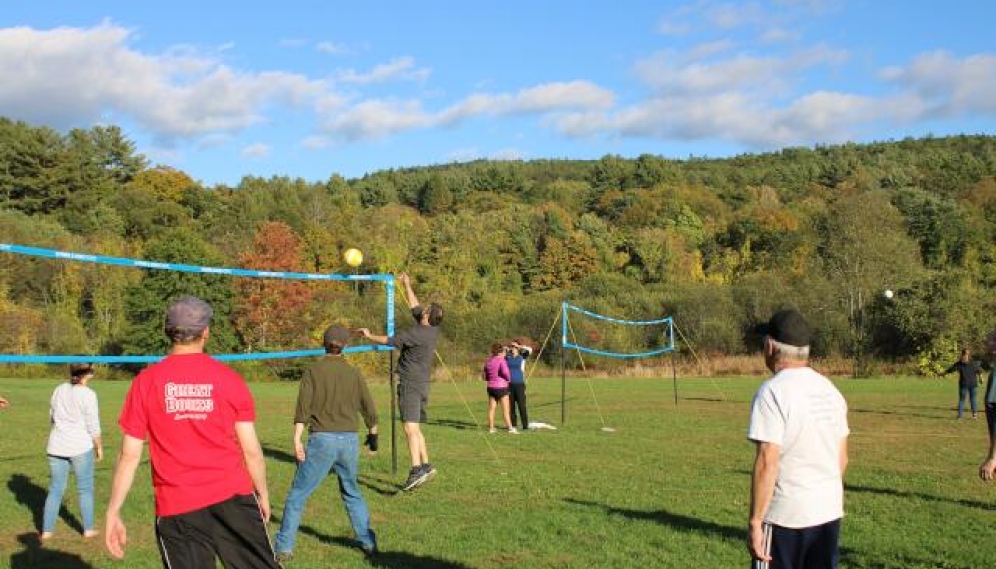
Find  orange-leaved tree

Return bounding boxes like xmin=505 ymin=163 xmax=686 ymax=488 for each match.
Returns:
xmin=233 ymin=221 xmax=314 ymax=352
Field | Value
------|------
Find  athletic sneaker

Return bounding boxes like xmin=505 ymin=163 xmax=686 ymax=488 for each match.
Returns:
xmin=401 ymin=467 xmax=424 ymax=491
xmin=419 ymin=463 xmax=437 ymax=486
xmin=509 ymin=427 xmax=520 ymax=434
xmin=488 ymin=427 xmax=497 ymax=434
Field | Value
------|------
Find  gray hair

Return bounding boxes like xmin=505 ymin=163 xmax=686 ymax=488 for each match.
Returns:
xmin=769 ymin=337 xmax=810 ymax=362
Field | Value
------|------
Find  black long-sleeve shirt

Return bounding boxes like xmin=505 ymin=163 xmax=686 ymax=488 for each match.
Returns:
xmin=946 ymin=360 xmax=982 ymax=388
xmin=294 ymin=355 xmax=377 ymax=432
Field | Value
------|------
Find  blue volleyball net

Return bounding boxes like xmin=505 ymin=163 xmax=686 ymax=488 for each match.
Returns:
xmin=561 ymin=302 xmax=675 ymax=359
xmin=557 ymin=302 xmax=677 ymax=427
xmin=0 ymin=243 xmax=396 ymax=364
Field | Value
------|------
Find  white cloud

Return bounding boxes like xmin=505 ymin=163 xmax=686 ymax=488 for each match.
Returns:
xmin=881 ymin=50 xmax=996 ymax=117
xmin=445 ymin=146 xmax=524 ymax=164
xmin=707 ymin=2 xmax=767 ymax=29
xmin=335 ymin=56 xmax=431 ymax=84
xmin=760 ymin=27 xmax=801 ymax=43
xmin=658 ymin=20 xmax=691 ymax=36
xmin=321 ymin=81 xmax=615 ymax=141
xmin=0 ymin=23 xmax=330 ymax=143
xmin=490 ymin=147 xmax=526 ymax=161
xmin=324 ymin=99 xmax=433 ymax=141
xmin=240 ymin=142 xmax=271 ymax=158
xmin=317 ymin=41 xmax=350 ymax=55
xmin=445 ymin=147 xmax=481 ymax=163
xmin=300 ymin=135 xmax=332 ymax=150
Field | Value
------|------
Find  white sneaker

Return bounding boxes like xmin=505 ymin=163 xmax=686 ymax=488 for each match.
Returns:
xmin=509 ymin=427 xmax=520 ymax=434
xmin=488 ymin=427 xmax=497 ymax=434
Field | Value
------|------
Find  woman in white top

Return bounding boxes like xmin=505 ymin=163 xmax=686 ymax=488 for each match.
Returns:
xmin=41 ymin=363 xmax=102 ymax=539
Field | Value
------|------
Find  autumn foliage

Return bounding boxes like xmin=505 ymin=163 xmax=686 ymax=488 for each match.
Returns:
xmin=233 ymin=221 xmax=314 ymax=351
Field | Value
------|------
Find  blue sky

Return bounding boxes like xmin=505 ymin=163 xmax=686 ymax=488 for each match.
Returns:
xmin=2 ymin=0 xmax=995 ymax=186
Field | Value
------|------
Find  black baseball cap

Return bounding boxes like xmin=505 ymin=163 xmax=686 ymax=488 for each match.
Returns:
xmin=759 ymin=309 xmax=811 ymax=348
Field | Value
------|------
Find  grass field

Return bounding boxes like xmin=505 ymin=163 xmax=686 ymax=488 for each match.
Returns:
xmin=0 ymin=373 xmax=993 ymax=569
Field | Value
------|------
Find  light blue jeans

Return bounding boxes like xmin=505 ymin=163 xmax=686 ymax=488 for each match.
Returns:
xmin=275 ymin=432 xmax=374 ymax=553
xmin=43 ymin=450 xmax=95 ymax=533
xmin=958 ymin=384 xmax=979 ymax=417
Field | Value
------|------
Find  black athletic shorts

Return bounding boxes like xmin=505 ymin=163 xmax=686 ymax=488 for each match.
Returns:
xmin=155 ymin=493 xmax=280 ymax=569
xmin=398 ymin=381 xmax=429 ymax=423
xmin=487 ymin=387 xmax=509 ymax=400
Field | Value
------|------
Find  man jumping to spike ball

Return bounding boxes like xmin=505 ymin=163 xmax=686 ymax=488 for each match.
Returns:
xmin=359 ymin=272 xmax=443 ymax=491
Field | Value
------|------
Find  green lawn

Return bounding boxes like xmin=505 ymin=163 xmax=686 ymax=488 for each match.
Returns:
xmin=0 ymin=373 xmax=992 ymax=568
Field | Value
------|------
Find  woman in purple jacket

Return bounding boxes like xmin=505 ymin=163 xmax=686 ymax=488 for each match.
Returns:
xmin=483 ymin=342 xmax=517 ymax=434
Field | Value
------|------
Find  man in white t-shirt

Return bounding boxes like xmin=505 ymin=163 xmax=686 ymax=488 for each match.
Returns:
xmin=747 ymin=310 xmax=849 ymax=569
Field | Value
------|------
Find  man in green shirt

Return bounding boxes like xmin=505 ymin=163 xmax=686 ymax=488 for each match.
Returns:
xmin=274 ymin=326 xmax=379 ymax=562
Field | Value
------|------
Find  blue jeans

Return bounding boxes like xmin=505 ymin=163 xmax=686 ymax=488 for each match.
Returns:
xmin=275 ymin=432 xmax=374 ymax=553
xmin=958 ymin=384 xmax=978 ymax=417
xmin=43 ymin=450 xmax=95 ymax=533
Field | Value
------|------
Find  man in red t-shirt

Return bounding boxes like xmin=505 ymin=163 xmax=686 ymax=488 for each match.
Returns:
xmin=105 ymin=295 xmax=281 ymax=569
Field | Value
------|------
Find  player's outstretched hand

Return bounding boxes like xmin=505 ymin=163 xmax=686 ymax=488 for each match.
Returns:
xmin=980 ymin=458 xmax=996 ymax=481
xmin=0 ymin=396 xmax=8 ymax=409
xmin=105 ymin=513 xmax=127 ymax=559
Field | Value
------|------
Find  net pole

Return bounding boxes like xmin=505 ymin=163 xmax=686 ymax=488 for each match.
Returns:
xmin=390 ymin=350 xmax=397 ymax=474
xmin=561 ymin=302 xmax=567 ymax=425
xmin=672 ymin=355 xmax=678 ymax=406
xmin=671 ymin=321 xmax=678 ymax=406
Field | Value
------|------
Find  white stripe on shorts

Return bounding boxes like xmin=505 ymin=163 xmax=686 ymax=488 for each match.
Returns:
xmin=752 ymin=522 xmax=772 ymax=569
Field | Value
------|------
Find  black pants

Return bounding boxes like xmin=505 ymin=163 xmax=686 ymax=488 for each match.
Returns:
xmin=986 ymin=402 xmax=996 ymax=441
xmin=754 ymin=518 xmax=841 ymax=569
xmin=155 ymin=494 xmax=280 ymax=569
xmin=509 ymin=383 xmax=529 ymax=429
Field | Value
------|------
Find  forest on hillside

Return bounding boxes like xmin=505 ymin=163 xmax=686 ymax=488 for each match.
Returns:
xmin=3 ymin=115 xmax=996 ymax=378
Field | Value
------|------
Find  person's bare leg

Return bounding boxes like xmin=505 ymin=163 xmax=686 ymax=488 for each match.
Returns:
xmin=501 ymin=396 xmax=513 ymax=429
xmin=487 ymin=398 xmax=497 ymax=430
xmin=404 ymin=422 xmax=423 ymax=467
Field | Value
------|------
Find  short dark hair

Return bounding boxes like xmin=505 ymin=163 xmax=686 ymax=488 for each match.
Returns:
xmin=69 ymin=363 xmax=94 ymax=385
xmin=491 ymin=342 xmax=505 ymax=356
xmin=166 ymin=326 xmax=207 ymax=345
xmin=427 ymin=302 xmax=443 ymax=326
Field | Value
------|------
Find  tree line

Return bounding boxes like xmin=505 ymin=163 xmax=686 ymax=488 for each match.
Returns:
xmin=2 ymin=115 xmax=996 ymax=378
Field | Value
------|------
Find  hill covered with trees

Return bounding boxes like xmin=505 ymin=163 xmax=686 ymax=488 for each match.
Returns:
xmin=3 ymin=115 xmax=996 ymax=378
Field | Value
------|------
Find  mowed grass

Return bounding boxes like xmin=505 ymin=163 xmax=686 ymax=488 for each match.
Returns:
xmin=0 ymin=373 xmax=993 ymax=568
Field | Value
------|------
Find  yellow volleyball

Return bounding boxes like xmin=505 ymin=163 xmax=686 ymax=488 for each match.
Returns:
xmin=343 ymin=248 xmax=363 ymax=267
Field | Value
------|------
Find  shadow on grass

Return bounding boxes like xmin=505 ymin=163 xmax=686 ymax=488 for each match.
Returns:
xmin=7 ymin=474 xmax=83 ymax=534
xmin=262 ymin=445 xmax=298 ymax=465
xmin=565 ymin=499 xmax=970 ymax=569
xmin=9 ymin=532 xmax=96 ymax=569
xmin=271 ymin=517 xmax=474 ymax=568
xmin=846 ymin=482 xmax=996 ymax=511
xmin=849 ymin=407 xmax=948 ymax=420
xmin=426 ymin=418 xmax=477 ymax=430
xmin=564 ymin=498 xmax=742 ymax=542
xmin=358 ymin=474 xmax=403 ymax=497
xmin=324 ymin=535 xmax=475 ymax=569
xmin=839 ymin=546 xmax=974 ymax=569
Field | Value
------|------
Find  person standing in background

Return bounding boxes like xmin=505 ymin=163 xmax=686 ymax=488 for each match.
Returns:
xmin=505 ymin=341 xmax=532 ymax=430
xmin=483 ymin=342 xmax=516 ymax=434
xmin=42 ymin=363 xmax=102 ymax=539
xmin=945 ymin=348 xmax=982 ymax=419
